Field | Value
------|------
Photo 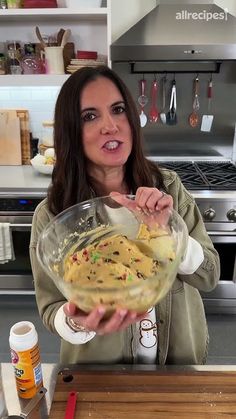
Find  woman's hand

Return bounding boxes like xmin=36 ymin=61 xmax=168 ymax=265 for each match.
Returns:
xmin=110 ymin=187 xmax=173 ymax=212
xmin=110 ymin=187 xmax=173 ymax=227
xmin=63 ymin=302 xmax=146 ymax=335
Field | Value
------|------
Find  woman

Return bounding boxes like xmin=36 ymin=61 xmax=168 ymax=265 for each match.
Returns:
xmin=30 ymin=65 xmax=220 ymax=365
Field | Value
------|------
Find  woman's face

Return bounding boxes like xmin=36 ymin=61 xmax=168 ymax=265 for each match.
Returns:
xmin=80 ymin=76 xmax=133 ymax=170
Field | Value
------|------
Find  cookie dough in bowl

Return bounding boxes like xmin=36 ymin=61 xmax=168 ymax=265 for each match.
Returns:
xmin=37 ymin=195 xmax=188 ymax=316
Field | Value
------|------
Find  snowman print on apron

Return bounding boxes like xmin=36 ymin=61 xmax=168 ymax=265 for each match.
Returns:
xmin=139 ymin=307 xmax=158 ymax=348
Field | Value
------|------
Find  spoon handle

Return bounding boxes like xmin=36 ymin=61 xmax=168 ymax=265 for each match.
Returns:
xmin=193 ymin=77 xmax=200 ymax=111
xmin=207 ymin=79 xmax=213 ymax=112
xmin=162 ymin=76 xmax=166 ymax=111
xmin=35 ymin=26 xmax=47 ymax=49
xmin=149 ymin=80 xmax=159 ymax=123
xmin=64 ymin=391 xmax=77 ymax=419
xmin=60 ymin=29 xmax=71 ymax=48
xmin=140 ymin=78 xmax=146 ymax=96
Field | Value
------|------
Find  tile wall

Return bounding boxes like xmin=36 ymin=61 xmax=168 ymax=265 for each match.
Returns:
xmin=0 ymin=86 xmax=60 ymax=143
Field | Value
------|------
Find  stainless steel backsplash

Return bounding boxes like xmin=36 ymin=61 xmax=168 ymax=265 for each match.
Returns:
xmin=112 ymin=61 xmax=236 ymax=159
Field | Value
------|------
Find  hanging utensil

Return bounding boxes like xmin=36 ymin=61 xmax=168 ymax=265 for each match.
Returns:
xmin=166 ymin=79 xmax=177 ymax=125
xmin=189 ymin=76 xmax=200 ymax=128
xmin=160 ymin=75 xmax=167 ymax=124
xmin=201 ymin=77 xmax=214 ymax=132
xmin=137 ymin=77 xmax=148 ymax=128
xmin=35 ymin=26 xmax=47 ymax=49
xmin=149 ymin=77 xmax=159 ymax=123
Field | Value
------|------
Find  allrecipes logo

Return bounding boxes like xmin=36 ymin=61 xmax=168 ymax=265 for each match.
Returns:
xmin=176 ymin=8 xmax=228 ymax=21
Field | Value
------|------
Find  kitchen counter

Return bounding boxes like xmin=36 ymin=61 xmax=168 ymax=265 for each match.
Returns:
xmin=3 ymin=363 xmax=236 ymax=418
xmin=0 ymin=166 xmax=51 ymax=194
xmin=0 ymin=164 xmax=236 ymax=200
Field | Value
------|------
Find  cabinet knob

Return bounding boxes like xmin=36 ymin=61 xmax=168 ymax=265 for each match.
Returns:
xmin=203 ymin=208 xmax=216 ymax=221
xmin=227 ymin=209 xmax=236 ymax=222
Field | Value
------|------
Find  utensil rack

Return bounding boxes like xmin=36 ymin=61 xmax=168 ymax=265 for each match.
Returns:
xmin=130 ymin=61 xmax=222 ymax=74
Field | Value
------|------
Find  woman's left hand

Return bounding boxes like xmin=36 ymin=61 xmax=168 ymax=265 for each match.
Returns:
xmin=110 ymin=187 xmax=173 ymax=212
xmin=64 ymin=302 xmax=147 ymax=336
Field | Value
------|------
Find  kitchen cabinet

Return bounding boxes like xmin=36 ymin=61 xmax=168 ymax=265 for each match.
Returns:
xmin=0 ymin=0 xmax=111 ymax=87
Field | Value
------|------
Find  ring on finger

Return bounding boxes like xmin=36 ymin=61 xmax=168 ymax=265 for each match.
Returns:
xmin=160 ymin=191 xmax=166 ymax=199
xmin=66 ymin=317 xmax=87 ymax=332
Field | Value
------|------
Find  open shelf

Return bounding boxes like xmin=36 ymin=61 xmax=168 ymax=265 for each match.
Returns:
xmin=0 ymin=2 xmax=110 ymax=86
xmin=0 ymin=7 xmax=108 ymax=22
xmin=0 ymin=74 xmax=70 ymax=86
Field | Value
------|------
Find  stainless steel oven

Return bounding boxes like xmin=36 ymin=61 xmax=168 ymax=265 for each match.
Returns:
xmin=155 ymin=159 xmax=236 ymax=314
xmin=0 ymin=193 xmax=44 ymax=294
xmin=197 ymin=196 xmax=236 ymax=313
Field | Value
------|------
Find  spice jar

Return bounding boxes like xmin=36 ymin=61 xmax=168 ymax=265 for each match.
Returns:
xmin=7 ymin=40 xmax=22 ymax=74
xmin=42 ymin=120 xmax=54 ymax=147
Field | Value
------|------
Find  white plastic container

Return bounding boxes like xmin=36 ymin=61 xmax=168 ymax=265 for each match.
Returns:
xmin=9 ymin=321 xmax=43 ymax=399
xmin=65 ymin=0 xmax=102 ymax=8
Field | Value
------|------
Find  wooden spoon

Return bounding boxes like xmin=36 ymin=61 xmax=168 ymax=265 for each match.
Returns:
xmin=60 ymin=29 xmax=71 ymax=48
xmin=35 ymin=26 xmax=47 ymax=49
xmin=57 ymin=28 xmax=65 ymax=47
xmin=189 ymin=77 xmax=200 ymax=128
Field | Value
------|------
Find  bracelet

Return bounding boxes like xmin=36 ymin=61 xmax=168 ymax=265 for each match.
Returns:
xmin=66 ymin=316 xmax=87 ymax=333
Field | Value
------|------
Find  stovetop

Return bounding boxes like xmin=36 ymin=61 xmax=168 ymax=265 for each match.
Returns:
xmin=157 ymin=161 xmax=236 ymax=191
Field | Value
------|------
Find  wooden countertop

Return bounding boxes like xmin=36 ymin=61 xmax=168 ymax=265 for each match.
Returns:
xmin=49 ymin=365 xmax=236 ymax=418
xmin=3 ymin=364 xmax=236 ymax=418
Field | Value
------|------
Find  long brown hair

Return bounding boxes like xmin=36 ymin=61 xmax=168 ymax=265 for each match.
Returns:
xmin=48 ymin=65 xmax=164 ymax=215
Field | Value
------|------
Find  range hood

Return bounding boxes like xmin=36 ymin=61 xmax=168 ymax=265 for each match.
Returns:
xmin=111 ymin=1 xmax=236 ymax=62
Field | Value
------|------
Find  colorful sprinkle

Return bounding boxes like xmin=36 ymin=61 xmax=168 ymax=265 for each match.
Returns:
xmin=91 ymin=252 xmax=101 ymax=262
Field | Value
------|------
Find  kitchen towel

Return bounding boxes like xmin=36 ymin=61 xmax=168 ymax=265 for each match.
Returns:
xmin=0 ymin=223 xmax=15 ymax=264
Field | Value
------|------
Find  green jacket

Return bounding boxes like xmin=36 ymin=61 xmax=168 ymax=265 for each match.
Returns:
xmin=30 ymin=169 xmax=220 ymax=365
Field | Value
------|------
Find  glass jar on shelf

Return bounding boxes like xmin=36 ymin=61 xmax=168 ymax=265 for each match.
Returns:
xmin=21 ymin=43 xmax=45 ymax=75
xmin=6 ymin=40 xmax=22 ymax=75
xmin=41 ymin=120 xmax=54 ymax=147
xmin=0 ymin=0 xmax=7 ymax=9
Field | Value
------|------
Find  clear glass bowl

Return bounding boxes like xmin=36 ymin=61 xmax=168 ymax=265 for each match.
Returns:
xmin=37 ymin=195 xmax=188 ymax=315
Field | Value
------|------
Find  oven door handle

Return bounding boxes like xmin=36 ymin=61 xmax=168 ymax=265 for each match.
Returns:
xmin=207 ymin=231 xmax=236 ymax=236
xmin=10 ymin=223 xmax=32 ymax=231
